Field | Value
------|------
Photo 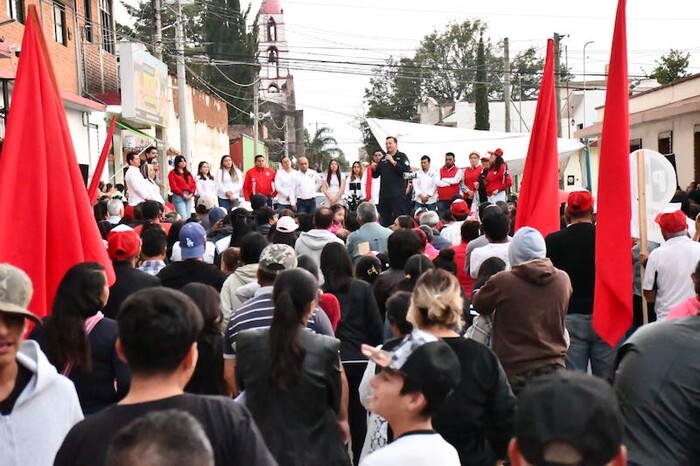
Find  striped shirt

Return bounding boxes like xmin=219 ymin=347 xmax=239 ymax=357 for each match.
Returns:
xmin=139 ymin=260 xmax=166 ymax=276
xmin=224 ymin=286 xmax=334 ymax=359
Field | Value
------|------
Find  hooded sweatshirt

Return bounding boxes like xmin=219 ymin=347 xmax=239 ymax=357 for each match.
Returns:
xmin=1 ymin=340 xmax=83 ymax=466
xmin=221 ymin=263 xmax=259 ymax=327
xmin=294 ymin=229 xmax=344 ymax=270
xmin=472 ymin=257 xmax=572 ymax=377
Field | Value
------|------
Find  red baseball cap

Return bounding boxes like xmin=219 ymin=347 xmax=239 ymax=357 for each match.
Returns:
xmin=655 ymin=209 xmax=687 ymax=234
xmin=451 ymin=199 xmax=469 ymax=217
xmin=566 ymin=190 xmax=594 ymax=214
xmin=107 ymin=225 xmax=141 ymax=261
xmin=488 ymin=148 xmax=504 ymax=157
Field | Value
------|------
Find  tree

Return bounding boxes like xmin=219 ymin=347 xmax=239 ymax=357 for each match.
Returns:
xmin=650 ymin=49 xmax=690 ymax=85
xmin=303 ymin=127 xmax=345 ymax=171
xmin=474 ymin=34 xmax=490 ymax=130
xmin=118 ymin=0 xmax=259 ymax=124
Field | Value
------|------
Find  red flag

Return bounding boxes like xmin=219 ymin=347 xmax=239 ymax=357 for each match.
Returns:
xmin=514 ymin=39 xmax=560 ymax=237
xmin=87 ymin=115 xmax=117 ymax=203
xmin=593 ymin=0 xmax=632 ymax=345
xmin=0 ymin=6 xmax=115 ymax=320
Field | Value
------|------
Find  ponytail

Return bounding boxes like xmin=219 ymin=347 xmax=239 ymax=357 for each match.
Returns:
xmin=269 ymin=289 xmax=306 ymax=390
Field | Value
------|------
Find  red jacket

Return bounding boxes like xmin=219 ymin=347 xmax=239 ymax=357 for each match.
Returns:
xmin=243 ymin=167 xmax=276 ymax=200
xmin=437 ymin=165 xmax=461 ymax=201
xmin=168 ymin=170 xmax=196 ymax=197
xmin=485 ymin=164 xmax=508 ymax=196
xmin=463 ymin=166 xmax=483 ymax=193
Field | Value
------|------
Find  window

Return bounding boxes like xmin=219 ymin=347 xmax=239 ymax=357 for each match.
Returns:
xmin=84 ymin=0 xmax=93 ymax=42
xmin=100 ymin=0 xmax=114 ymax=53
xmin=267 ymin=18 xmax=277 ymax=41
xmin=267 ymin=47 xmax=278 ymax=63
xmin=53 ymin=1 xmax=66 ymax=46
xmin=630 ymin=138 xmax=642 ymax=153
xmin=658 ymin=131 xmax=672 ymax=155
xmin=694 ymin=126 xmax=700 ymax=181
xmin=8 ymin=0 xmax=25 ymax=23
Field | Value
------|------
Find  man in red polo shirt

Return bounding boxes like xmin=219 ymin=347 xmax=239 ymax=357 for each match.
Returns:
xmin=435 ymin=152 xmax=463 ymax=217
xmin=243 ymin=154 xmax=276 ymax=206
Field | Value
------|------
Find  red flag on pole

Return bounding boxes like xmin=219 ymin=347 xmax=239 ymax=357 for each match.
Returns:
xmin=87 ymin=115 xmax=117 ymax=203
xmin=0 ymin=6 xmax=115 ymax=320
xmin=514 ymin=39 xmax=560 ymax=237
xmin=593 ymin=0 xmax=632 ymax=345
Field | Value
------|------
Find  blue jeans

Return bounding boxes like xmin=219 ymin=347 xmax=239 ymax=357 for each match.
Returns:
xmin=565 ymin=313 xmax=619 ymax=378
xmin=277 ymin=203 xmax=292 ymax=211
xmin=218 ymin=198 xmax=240 ymax=211
xmin=437 ymin=200 xmax=453 ymax=217
xmin=414 ymin=202 xmax=437 ymax=212
xmin=172 ymin=194 xmax=193 ymax=220
xmin=296 ymin=198 xmax=316 ymax=215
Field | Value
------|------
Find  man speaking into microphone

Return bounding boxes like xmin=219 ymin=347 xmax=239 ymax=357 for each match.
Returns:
xmin=372 ymin=136 xmax=411 ymax=227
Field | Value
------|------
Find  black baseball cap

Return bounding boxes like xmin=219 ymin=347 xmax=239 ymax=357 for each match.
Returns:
xmin=362 ymin=330 xmax=461 ymax=405
xmin=516 ymin=371 xmax=624 ymax=466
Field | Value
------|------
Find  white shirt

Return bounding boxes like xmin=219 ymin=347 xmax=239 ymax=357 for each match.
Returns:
xmin=364 ymin=169 xmax=381 ymax=205
xmin=435 ymin=166 xmax=464 ymax=188
xmin=413 ymin=168 xmax=439 ymax=204
xmin=196 ymin=177 xmax=217 ymax=198
xmin=170 ymin=240 xmax=217 ymax=264
xmin=296 ymin=169 xmax=322 ymax=200
xmin=275 ymin=168 xmax=298 ymax=205
xmin=345 ymin=175 xmax=366 ymax=200
xmin=642 ymin=235 xmax=700 ymax=320
xmin=125 ymin=165 xmax=150 ymax=206
xmin=324 ymin=173 xmax=345 ymax=201
xmin=360 ymin=432 xmax=460 ymax=466
xmin=440 ymin=221 xmax=464 ymax=246
xmin=145 ymin=179 xmax=165 ymax=204
xmin=470 ymin=242 xmax=511 ymax=278
xmin=215 ymin=168 xmax=243 ymax=200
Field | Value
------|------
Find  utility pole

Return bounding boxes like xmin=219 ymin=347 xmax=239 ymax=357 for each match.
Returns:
xmin=152 ymin=0 xmax=167 ymax=198
xmin=503 ymin=37 xmax=511 ymax=132
xmin=175 ymin=0 xmax=190 ymax=165
xmin=253 ymin=87 xmax=259 ymax=158
xmin=553 ymin=32 xmax=563 ymax=137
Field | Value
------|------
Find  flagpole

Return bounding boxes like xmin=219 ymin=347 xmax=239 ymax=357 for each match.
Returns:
xmin=637 ymin=150 xmax=649 ymax=325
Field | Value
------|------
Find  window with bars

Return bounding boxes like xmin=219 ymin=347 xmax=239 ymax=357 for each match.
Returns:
xmin=7 ymin=0 xmax=25 ymax=23
xmin=84 ymin=0 xmax=93 ymax=42
xmin=53 ymin=1 xmax=67 ymax=46
xmin=100 ymin=0 xmax=114 ymax=53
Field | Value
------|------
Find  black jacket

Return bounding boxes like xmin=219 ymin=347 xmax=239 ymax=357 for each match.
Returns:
xmin=322 ymin=279 xmax=383 ymax=361
xmin=236 ymin=328 xmax=351 ymax=466
xmin=157 ymin=260 xmax=227 ymax=291
xmin=103 ymin=261 xmax=161 ymax=319
xmin=372 ymin=151 xmax=411 ymax=199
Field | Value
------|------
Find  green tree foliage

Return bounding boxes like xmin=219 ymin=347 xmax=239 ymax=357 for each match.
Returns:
xmin=117 ymin=0 xmax=259 ymax=124
xmin=474 ymin=34 xmax=490 ymax=130
xmin=303 ymin=127 xmax=345 ymax=171
xmin=650 ymin=49 xmax=690 ymax=85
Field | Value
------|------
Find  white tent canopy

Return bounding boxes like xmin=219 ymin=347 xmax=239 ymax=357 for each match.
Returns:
xmin=366 ymin=118 xmax=584 ymax=176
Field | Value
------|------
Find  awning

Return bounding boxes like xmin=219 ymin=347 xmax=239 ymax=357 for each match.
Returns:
xmin=115 ymin=119 xmax=163 ymax=142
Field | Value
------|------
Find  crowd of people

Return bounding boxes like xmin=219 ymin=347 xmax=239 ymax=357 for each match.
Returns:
xmin=2 ymin=136 xmax=699 ymax=466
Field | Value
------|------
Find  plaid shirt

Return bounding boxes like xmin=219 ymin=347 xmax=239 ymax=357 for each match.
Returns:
xmin=139 ymin=260 xmax=166 ymax=276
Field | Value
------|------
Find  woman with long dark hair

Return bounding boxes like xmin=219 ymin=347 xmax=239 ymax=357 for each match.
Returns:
xmin=236 ymin=268 xmax=351 ymax=466
xmin=30 ymin=262 xmax=130 ymax=414
xmin=181 ymin=283 xmax=225 ymax=395
xmin=320 ymin=242 xmax=383 ymax=465
xmin=485 ymin=149 xmax=510 ymax=203
xmin=195 ymin=161 xmax=217 ymax=199
xmin=168 ymin=155 xmax=197 ymax=219
xmin=322 ymin=158 xmax=346 ymax=206
xmin=344 ymin=161 xmax=365 ymax=211
xmin=214 ymin=155 xmax=242 ymax=210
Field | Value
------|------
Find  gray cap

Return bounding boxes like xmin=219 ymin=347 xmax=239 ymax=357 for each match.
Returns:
xmin=258 ymin=244 xmax=297 ymax=273
xmin=0 ymin=263 xmax=39 ymax=323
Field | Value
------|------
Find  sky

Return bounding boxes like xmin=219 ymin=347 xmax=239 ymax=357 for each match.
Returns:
xmin=117 ymin=0 xmax=700 ymax=160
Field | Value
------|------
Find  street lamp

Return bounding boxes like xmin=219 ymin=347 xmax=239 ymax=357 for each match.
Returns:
xmin=582 ymin=41 xmax=594 ymax=191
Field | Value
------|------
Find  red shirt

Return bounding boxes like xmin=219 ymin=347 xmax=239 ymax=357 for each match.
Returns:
xmin=243 ymin=167 xmax=276 ymax=200
xmin=463 ymin=166 xmax=483 ymax=193
xmin=168 ymin=170 xmax=196 ymax=197
xmin=485 ymin=164 xmax=508 ymax=196
xmin=452 ymin=242 xmax=474 ymax=299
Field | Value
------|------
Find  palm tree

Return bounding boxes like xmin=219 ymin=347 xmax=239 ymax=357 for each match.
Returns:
xmin=303 ymin=126 xmax=345 ymax=171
